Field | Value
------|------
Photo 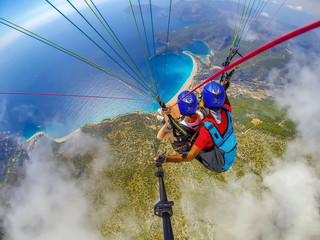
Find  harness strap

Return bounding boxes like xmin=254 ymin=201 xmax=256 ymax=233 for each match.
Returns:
xmin=204 ymin=106 xmax=234 ymax=148
xmin=165 ymin=124 xmax=202 ymax=155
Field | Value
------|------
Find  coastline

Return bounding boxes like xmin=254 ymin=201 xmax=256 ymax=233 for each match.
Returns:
xmin=54 ymin=129 xmax=81 ymax=143
xmin=46 ymin=51 xmax=200 ymax=142
xmin=49 ymin=52 xmax=199 ymax=142
xmin=54 ymin=51 xmax=200 ymax=141
xmin=166 ymin=50 xmax=199 ymax=118
xmin=168 ymin=51 xmax=199 ymax=103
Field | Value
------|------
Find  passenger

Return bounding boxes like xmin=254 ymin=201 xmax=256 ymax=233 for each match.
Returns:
xmin=155 ymin=82 xmax=237 ymax=173
xmin=156 ymin=90 xmax=205 ymax=153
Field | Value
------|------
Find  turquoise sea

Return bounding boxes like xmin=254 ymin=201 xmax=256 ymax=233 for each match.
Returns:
xmin=0 ymin=2 xmax=210 ymax=139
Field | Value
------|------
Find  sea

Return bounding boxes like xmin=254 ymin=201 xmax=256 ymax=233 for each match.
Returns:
xmin=0 ymin=1 xmax=211 ymax=139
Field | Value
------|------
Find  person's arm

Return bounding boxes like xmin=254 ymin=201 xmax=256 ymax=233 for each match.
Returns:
xmin=155 ymin=144 xmax=202 ymax=163
xmin=157 ymin=121 xmax=174 ymax=140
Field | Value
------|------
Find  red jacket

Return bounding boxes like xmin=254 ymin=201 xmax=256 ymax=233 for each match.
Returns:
xmin=194 ymin=104 xmax=232 ymax=152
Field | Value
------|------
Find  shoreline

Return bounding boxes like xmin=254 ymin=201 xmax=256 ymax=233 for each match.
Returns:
xmin=166 ymin=50 xmax=199 ymax=118
xmin=168 ymin=50 xmax=199 ymax=103
xmin=56 ymin=51 xmax=199 ymax=141
xmin=54 ymin=129 xmax=81 ymax=143
xmin=32 ymin=52 xmax=201 ymax=143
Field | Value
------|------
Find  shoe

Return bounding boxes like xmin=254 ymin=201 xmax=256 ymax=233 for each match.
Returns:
xmin=157 ymin=115 xmax=165 ymax=124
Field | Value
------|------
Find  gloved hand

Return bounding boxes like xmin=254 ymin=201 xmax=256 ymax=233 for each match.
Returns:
xmin=154 ymin=154 xmax=167 ymax=166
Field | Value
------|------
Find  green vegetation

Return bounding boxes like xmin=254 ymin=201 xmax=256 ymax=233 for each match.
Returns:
xmin=68 ymin=96 xmax=295 ymax=238
xmin=0 ymin=95 xmax=296 ymax=239
xmin=232 ymin=95 xmax=296 ymax=178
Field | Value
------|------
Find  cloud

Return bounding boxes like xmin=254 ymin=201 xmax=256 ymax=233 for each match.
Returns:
xmin=57 ymin=131 xmax=111 ymax=173
xmin=179 ymin=54 xmax=320 ymax=239
xmin=287 ymin=4 xmax=303 ymax=11
xmin=261 ymin=11 xmax=270 ymax=18
xmin=270 ymin=55 xmax=320 ymax=155
xmin=243 ymin=31 xmax=259 ymax=42
xmin=0 ymin=131 xmax=120 ymax=240
xmin=289 ymin=0 xmax=320 ymax=16
xmin=181 ymin=165 xmax=320 ymax=240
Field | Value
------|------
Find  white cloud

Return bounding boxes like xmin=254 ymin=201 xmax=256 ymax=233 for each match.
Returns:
xmin=57 ymin=131 xmax=111 ymax=173
xmin=179 ymin=54 xmax=320 ymax=239
xmin=271 ymin=56 xmax=320 ymax=153
xmin=287 ymin=4 xmax=303 ymax=11
xmin=289 ymin=0 xmax=320 ymax=16
xmin=261 ymin=11 xmax=270 ymax=17
xmin=243 ymin=31 xmax=259 ymax=42
xmin=0 ymin=131 xmax=120 ymax=240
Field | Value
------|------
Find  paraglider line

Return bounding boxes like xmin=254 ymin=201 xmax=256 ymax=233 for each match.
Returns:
xmin=238 ymin=0 xmax=267 ymax=47
xmin=0 ymin=92 xmax=155 ymax=102
xmin=129 ymin=0 xmax=157 ymax=97
xmin=246 ymin=0 xmax=287 ymax=54
xmin=172 ymin=20 xmax=320 ymax=108
xmin=137 ymin=0 xmax=155 ymax=76
xmin=46 ymin=0 xmax=152 ymax=94
xmin=70 ymin=0 xmax=152 ymax=92
xmin=163 ymin=0 xmax=173 ymax=87
xmin=0 ymin=18 xmax=153 ymax=97
xmin=149 ymin=0 xmax=160 ymax=94
xmin=85 ymin=0 xmax=153 ymax=92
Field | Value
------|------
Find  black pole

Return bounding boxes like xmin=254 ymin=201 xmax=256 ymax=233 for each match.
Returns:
xmin=154 ymin=162 xmax=174 ymax=240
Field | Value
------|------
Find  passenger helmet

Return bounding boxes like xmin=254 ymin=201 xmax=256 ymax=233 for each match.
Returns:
xmin=178 ymin=90 xmax=197 ymax=115
xmin=203 ymin=82 xmax=226 ymax=108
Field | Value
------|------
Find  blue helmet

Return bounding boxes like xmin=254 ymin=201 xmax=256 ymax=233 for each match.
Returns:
xmin=203 ymin=82 xmax=226 ymax=108
xmin=178 ymin=90 xmax=197 ymax=115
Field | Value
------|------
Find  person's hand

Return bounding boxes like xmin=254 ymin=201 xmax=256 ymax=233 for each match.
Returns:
xmin=163 ymin=107 xmax=171 ymax=115
xmin=154 ymin=155 xmax=167 ymax=165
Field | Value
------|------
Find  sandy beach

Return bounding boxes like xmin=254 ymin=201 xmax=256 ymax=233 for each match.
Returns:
xmin=54 ymin=129 xmax=81 ymax=143
xmin=166 ymin=50 xmax=199 ymax=118
xmin=168 ymin=51 xmax=199 ymax=103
